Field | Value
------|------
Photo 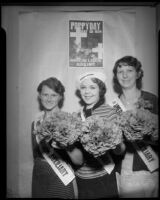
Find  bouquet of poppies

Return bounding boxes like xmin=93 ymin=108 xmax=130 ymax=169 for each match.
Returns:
xmin=80 ymin=115 xmax=123 ymax=157
xmin=118 ymin=108 xmax=158 ymax=142
xmin=34 ymin=111 xmax=82 ymax=149
xmin=135 ymin=97 xmax=154 ymax=110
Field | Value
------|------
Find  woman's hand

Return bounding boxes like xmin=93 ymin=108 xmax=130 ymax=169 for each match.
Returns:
xmin=141 ymin=139 xmax=158 ymax=146
xmin=112 ymin=142 xmax=126 ymax=155
xmin=67 ymin=147 xmax=84 ymax=166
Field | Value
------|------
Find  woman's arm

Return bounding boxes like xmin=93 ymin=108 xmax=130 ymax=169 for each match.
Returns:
xmin=31 ymin=122 xmax=44 ymax=159
xmin=67 ymin=147 xmax=84 ymax=166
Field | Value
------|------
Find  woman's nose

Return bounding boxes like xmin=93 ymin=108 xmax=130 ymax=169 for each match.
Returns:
xmin=84 ymin=88 xmax=90 ymax=94
xmin=122 ymin=72 xmax=128 ymax=78
xmin=47 ymin=95 xmax=53 ymax=101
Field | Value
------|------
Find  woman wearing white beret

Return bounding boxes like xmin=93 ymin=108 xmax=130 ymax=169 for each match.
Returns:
xmin=68 ymin=71 xmax=126 ymax=199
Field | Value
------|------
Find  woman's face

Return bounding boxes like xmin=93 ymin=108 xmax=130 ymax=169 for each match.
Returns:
xmin=39 ymin=85 xmax=61 ymax=111
xmin=80 ymin=78 xmax=100 ymax=108
xmin=116 ymin=65 xmax=138 ymax=90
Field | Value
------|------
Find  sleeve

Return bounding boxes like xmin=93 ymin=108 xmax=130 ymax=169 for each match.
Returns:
xmin=151 ymin=94 xmax=158 ymax=114
xmin=31 ymin=121 xmax=43 ymax=160
xmin=142 ymin=91 xmax=158 ymax=114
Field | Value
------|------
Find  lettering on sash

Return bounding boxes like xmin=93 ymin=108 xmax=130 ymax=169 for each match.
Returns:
xmin=133 ymin=142 xmax=159 ymax=172
xmin=51 ymin=154 xmax=69 ymax=176
xmin=36 ymin=135 xmax=75 ymax=186
xmin=108 ymin=98 xmax=126 ymax=114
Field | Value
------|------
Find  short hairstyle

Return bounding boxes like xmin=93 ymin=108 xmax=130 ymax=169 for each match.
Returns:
xmin=37 ymin=77 xmax=65 ymax=109
xmin=113 ymin=56 xmax=144 ymax=95
xmin=76 ymin=77 xmax=106 ymax=106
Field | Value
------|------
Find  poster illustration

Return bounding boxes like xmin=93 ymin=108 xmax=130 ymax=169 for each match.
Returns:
xmin=69 ymin=20 xmax=103 ymax=67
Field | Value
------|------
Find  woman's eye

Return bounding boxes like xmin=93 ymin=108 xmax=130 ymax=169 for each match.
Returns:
xmin=51 ymin=94 xmax=57 ymax=97
xmin=80 ymin=86 xmax=86 ymax=90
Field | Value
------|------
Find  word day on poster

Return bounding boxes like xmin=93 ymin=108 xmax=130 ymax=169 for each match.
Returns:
xmin=69 ymin=20 xmax=103 ymax=67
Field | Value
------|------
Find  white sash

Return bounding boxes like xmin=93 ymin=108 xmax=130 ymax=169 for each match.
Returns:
xmin=133 ymin=142 xmax=159 ymax=172
xmin=108 ymin=98 xmax=126 ymax=113
xmin=36 ymin=135 xmax=75 ymax=186
xmin=33 ymin=114 xmax=75 ymax=186
xmin=97 ymin=153 xmax=115 ymax=174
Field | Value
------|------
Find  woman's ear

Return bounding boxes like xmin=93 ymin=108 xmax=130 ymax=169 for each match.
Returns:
xmin=58 ymin=95 xmax=62 ymax=102
xmin=58 ymin=95 xmax=64 ymax=108
xmin=38 ymin=94 xmax=41 ymax=100
xmin=37 ymin=94 xmax=41 ymax=103
xmin=137 ymin=71 xmax=141 ymax=79
xmin=37 ymin=94 xmax=43 ymax=111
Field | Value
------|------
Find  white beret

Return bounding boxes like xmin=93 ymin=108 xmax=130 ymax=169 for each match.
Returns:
xmin=77 ymin=71 xmax=107 ymax=87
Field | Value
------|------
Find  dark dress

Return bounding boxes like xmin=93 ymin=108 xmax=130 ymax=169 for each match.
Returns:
xmin=31 ymin=116 xmax=77 ymax=199
xmin=32 ymin=158 xmax=75 ymax=198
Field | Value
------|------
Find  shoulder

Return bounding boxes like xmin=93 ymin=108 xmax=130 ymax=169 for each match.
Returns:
xmin=141 ymin=90 xmax=158 ymax=100
xmin=141 ymin=90 xmax=158 ymax=114
xmin=32 ymin=111 xmax=44 ymax=130
xmin=93 ymin=104 xmax=117 ymax=120
xmin=34 ymin=111 xmax=45 ymax=121
xmin=94 ymin=103 xmax=115 ymax=112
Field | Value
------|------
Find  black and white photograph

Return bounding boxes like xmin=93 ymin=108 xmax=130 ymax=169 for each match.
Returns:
xmin=2 ymin=1 xmax=159 ymax=198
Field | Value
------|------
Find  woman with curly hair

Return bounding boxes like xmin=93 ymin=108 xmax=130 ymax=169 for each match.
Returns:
xmin=31 ymin=77 xmax=78 ymax=198
xmin=112 ymin=55 xmax=159 ymax=197
xmin=68 ymin=71 xmax=126 ymax=199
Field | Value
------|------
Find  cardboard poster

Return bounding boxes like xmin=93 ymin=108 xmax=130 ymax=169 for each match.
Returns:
xmin=69 ymin=20 xmax=103 ymax=67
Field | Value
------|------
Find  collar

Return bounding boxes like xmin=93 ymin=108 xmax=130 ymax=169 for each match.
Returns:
xmin=83 ymin=99 xmax=105 ymax=118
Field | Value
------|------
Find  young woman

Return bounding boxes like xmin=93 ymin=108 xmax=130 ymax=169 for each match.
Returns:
xmin=68 ymin=71 xmax=126 ymax=199
xmin=31 ymin=77 xmax=78 ymax=198
xmin=113 ymin=56 xmax=159 ymax=197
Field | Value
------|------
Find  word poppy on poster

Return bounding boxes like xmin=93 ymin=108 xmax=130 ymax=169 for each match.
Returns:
xmin=69 ymin=20 xmax=103 ymax=67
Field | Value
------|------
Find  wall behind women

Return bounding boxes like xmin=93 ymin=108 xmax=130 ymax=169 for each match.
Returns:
xmin=157 ymin=3 xmax=160 ymax=31
xmin=2 ymin=6 xmax=158 ymax=197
